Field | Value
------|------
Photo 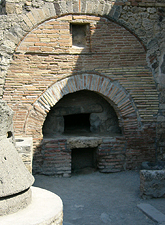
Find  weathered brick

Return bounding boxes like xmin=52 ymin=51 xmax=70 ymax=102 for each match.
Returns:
xmin=1 ymin=5 xmax=162 ymax=175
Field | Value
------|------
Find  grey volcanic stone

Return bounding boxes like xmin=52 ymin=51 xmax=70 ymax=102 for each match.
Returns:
xmin=141 ymin=161 xmax=165 ymax=170
xmin=140 ymin=170 xmax=165 ymax=198
xmin=0 ymin=187 xmax=63 ymax=224
xmin=0 ymin=188 xmax=32 ymax=216
xmin=0 ymin=137 xmax=34 ymax=197
xmin=0 ymin=100 xmax=13 ymax=137
xmin=0 ymin=100 xmax=34 ymax=215
xmin=67 ymin=137 xmax=102 ymax=149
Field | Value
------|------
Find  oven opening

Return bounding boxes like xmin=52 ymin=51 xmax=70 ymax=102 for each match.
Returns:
xmin=64 ymin=113 xmax=90 ymax=134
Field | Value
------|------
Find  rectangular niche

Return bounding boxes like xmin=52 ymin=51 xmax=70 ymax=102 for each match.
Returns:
xmin=71 ymin=147 xmax=97 ymax=173
xmin=70 ymin=23 xmax=89 ymax=47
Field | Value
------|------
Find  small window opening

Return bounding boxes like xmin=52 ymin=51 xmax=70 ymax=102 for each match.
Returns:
xmin=70 ymin=24 xmax=87 ymax=47
xmin=64 ymin=113 xmax=90 ymax=134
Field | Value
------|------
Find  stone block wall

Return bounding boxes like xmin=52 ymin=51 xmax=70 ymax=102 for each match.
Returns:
xmin=0 ymin=0 xmax=165 ymax=173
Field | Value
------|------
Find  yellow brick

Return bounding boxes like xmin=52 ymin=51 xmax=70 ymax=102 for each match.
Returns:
xmin=22 ymin=14 xmax=33 ymax=28
xmin=37 ymin=9 xmax=46 ymax=22
xmin=40 ymin=38 xmax=51 ymax=42
xmin=27 ymin=12 xmax=37 ymax=26
xmin=57 ymin=15 xmax=72 ymax=21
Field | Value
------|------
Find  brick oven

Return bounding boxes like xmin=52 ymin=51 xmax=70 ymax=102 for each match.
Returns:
xmin=41 ymin=90 xmax=122 ymax=175
xmin=2 ymin=14 xmax=159 ymax=176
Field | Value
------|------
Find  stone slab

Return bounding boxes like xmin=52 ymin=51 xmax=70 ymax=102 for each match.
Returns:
xmin=0 ymin=187 xmax=63 ymax=225
xmin=137 ymin=203 xmax=165 ymax=223
xmin=67 ymin=136 xmax=102 ymax=149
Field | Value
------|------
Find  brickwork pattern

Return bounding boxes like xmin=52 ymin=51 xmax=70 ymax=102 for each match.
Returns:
xmin=25 ymin=73 xmax=139 ymax=136
xmin=3 ymin=15 xmax=150 ymax=135
xmin=28 ymin=73 xmax=157 ymax=172
xmin=36 ymin=137 xmax=127 ymax=176
xmin=35 ymin=132 xmax=156 ymax=176
xmin=0 ymin=0 xmax=165 ymax=167
xmin=2 ymin=14 xmax=159 ymax=171
xmin=97 ymin=67 xmax=159 ymax=122
xmin=34 ymin=139 xmax=70 ymax=176
xmin=98 ymin=137 xmax=126 ymax=173
xmin=0 ymin=0 xmax=164 ymax=99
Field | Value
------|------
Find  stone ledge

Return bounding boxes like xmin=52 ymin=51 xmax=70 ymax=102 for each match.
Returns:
xmin=137 ymin=203 xmax=165 ymax=224
xmin=67 ymin=136 xmax=102 ymax=149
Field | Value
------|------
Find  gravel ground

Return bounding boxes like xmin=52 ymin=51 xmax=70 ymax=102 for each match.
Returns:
xmin=34 ymin=170 xmax=165 ymax=225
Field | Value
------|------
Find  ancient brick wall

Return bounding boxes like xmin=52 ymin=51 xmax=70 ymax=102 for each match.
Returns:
xmin=3 ymin=15 xmax=148 ymax=135
xmin=0 ymin=0 xmax=165 ymax=173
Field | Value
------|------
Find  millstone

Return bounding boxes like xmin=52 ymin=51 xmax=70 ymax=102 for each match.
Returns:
xmin=0 ymin=100 xmax=34 ymax=215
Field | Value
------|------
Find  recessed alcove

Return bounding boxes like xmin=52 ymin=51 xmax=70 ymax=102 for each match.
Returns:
xmin=42 ymin=90 xmax=121 ymax=137
xmin=70 ymin=23 xmax=88 ymax=47
xmin=71 ymin=147 xmax=97 ymax=174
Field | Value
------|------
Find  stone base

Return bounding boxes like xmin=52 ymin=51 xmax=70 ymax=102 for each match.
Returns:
xmin=140 ymin=170 xmax=165 ymax=198
xmin=34 ymin=136 xmax=126 ymax=176
xmin=0 ymin=187 xmax=63 ymax=225
xmin=0 ymin=188 xmax=32 ymax=216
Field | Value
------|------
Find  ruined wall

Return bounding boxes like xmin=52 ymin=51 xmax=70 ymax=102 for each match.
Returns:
xmin=0 ymin=0 xmax=165 ymax=169
xmin=3 ymin=14 xmax=148 ymax=135
xmin=1 ymin=0 xmax=164 ymax=98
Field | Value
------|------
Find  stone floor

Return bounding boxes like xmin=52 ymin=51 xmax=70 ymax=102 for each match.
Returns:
xmin=34 ymin=170 xmax=165 ymax=225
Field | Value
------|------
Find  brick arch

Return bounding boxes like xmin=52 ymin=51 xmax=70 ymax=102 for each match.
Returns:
xmin=25 ymin=74 xmax=141 ymax=139
xmin=20 ymin=1 xmax=123 ymax=32
xmin=1 ymin=1 xmax=162 ymax=102
xmin=16 ymin=2 xmax=147 ymax=51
